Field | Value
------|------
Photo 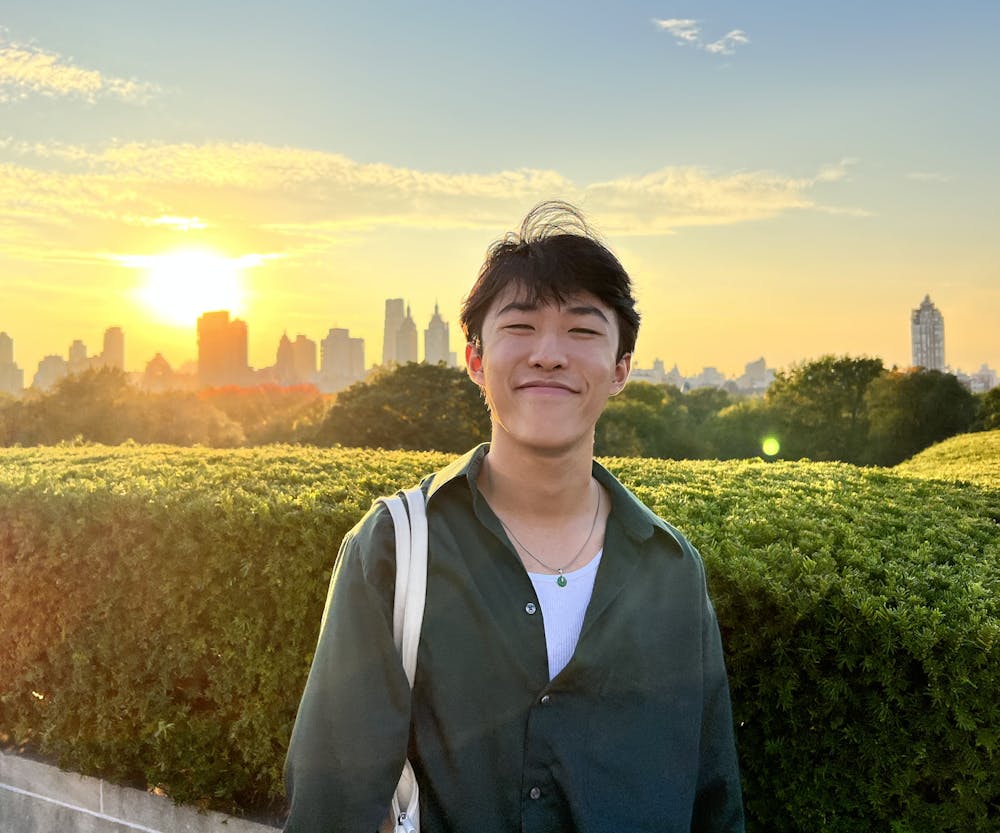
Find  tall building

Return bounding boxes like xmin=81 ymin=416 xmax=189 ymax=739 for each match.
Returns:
xmin=0 ymin=332 xmax=12 ymax=367
xmin=382 ymin=299 xmax=405 ymax=365
xmin=33 ymin=355 xmax=68 ymax=391
xmin=68 ymin=339 xmax=89 ymax=374
xmin=273 ymin=333 xmax=317 ymax=386
xmin=197 ymin=310 xmax=250 ymax=387
xmin=275 ymin=333 xmax=297 ymax=385
xmin=0 ymin=331 xmax=24 ymax=395
xmin=292 ymin=335 xmax=317 ymax=383
xmin=100 ymin=327 xmax=125 ymax=370
xmin=320 ymin=328 xmax=366 ymax=393
xmin=911 ymin=295 xmax=945 ymax=371
xmin=424 ymin=302 xmax=452 ymax=366
xmin=396 ymin=305 xmax=418 ymax=364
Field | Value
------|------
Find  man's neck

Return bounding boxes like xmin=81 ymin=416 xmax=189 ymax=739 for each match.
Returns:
xmin=480 ymin=430 xmax=596 ymax=523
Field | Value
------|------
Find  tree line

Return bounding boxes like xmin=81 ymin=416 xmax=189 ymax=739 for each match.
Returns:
xmin=1 ymin=357 xmax=997 ymax=465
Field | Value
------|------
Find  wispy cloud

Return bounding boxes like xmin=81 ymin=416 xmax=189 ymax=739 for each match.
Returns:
xmin=0 ymin=34 xmax=159 ymax=103
xmin=653 ymin=18 xmax=750 ymax=56
xmin=704 ymin=30 xmax=750 ymax=56
xmin=0 ymin=140 xmax=861 ymax=267
xmin=653 ymin=19 xmax=702 ymax=44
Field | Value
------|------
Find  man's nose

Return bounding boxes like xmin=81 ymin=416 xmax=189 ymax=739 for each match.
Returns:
xmin=528 ymin=330 xmax=567 ymax=368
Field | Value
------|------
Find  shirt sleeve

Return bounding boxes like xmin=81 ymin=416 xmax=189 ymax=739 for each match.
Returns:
xmin=692 ymin=553 xmax=746 ymax=833
xmin=283 ymin=505 xmax=411 ymax=833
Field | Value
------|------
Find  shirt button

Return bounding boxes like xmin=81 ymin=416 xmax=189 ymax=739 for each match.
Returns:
xmin=540 ymin=694 xmax=551 ymax=705
xmin=529 ymin=787 xmax=541 ymax=800
xmin=525 ymin=603 xmax=537 ymax=615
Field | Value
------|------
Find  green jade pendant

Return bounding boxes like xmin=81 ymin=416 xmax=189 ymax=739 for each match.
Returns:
xmin=557 ymin=573 xmax=568 ymax=587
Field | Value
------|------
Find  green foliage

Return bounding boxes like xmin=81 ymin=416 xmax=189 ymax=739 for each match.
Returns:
xmin=0 ymin=369 xmax=331 ymax=447
xmin=976 ymin=387 xmax=1000 ymax=431
xmin=0 ymin=444 xmax=450 ymax=815
xmin=1 ymin=443 xmax=998 ymax=831
xmin=313 ymin=362 xmax=490 ymax=452
xmin=596 ymin=383 xmax=737 ymax=459
xmin=198 ymin=384 xmax=330 ymax=444
xmin=704 ymin=397 xmax=783 ymax=460
xmin=865 ymin=370 xmax=979 ymax=466
xmin=596 ymin=382 xmax=699 ymax=458
xmin=896 ymin=429 xmax=1000 ymax=489
xmin=765 ymin=355 xmax=885 ymax=461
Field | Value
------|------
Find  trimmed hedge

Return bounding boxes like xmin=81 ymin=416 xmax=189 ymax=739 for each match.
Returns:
xmin=1 ymin=444 xmax=997 ymax=831
xmin=896 ymin=429 xmax=1000 ymax=490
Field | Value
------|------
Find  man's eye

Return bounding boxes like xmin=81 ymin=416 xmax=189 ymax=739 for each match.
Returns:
xmin=504 ymin=323 xmax=534 ymax=331
xmin=570 ymin=328 xmax=600 ymax=336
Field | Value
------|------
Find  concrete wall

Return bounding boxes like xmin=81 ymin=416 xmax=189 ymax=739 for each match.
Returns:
xmin=0 ymin=751 xmax=280 ymax=833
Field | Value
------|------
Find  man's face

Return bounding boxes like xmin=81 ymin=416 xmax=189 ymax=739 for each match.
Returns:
xmin=466 ymin=284 xmax=631 ymax=455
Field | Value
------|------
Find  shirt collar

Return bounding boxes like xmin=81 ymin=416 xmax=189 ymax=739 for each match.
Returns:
xmin=425 ymin=444 xmax=686 ymax=554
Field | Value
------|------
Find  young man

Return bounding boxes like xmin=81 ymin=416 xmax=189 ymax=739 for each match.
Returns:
xmin=284 ymin=203 xmax=744 ymax=832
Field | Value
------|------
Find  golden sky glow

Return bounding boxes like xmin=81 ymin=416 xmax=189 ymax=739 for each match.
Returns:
xmin=1 ymin=5 xmax=998 ymax=381
xmin=127 ymin=251 xmax=249 ymax=327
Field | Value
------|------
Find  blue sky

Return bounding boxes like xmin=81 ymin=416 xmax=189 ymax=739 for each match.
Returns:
xmin=2 ymin=1 xmax=998 ymax=379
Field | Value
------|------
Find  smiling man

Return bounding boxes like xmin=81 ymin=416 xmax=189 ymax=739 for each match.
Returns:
xmin=283 ymin=202 xmax=745 ymax=833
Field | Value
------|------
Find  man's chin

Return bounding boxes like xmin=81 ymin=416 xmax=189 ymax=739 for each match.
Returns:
xmin=492 ymin=423 xmax=595 ymax=458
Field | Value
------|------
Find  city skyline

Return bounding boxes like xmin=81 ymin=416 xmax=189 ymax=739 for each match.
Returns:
xmin=3 ymin=292 xmax=997 ymax=398
xmin=2 ymin=2 xmax=999 ymax=380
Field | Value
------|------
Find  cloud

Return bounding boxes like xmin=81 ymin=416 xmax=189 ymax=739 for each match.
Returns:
xmin=704 ymin=30 xmax=750 ymax=56
xmin=0 ymin=35 xmax=159 ymax=103
xmin=0 ymin=140 xmax=861 ymax=268
xmin=652 ymin=18 xmax=750 ymax=56
xmin=652 ymin=19 xmax=701 ymax=44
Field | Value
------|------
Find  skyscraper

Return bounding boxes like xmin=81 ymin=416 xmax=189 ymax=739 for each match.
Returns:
xmin=911 ymin=295 xmax=945 ymax=371
xmin=0 ymin=331 xmax=24 ymax=395
xmin=382 ymin=299 xmax=405 ymax=365
xmin=292 ymin=335 xmax=317 ymax=383
xmin=197 ymin=310 xmax=250 ymax=387
xmin=275 ymin=333 xmax=297 ymax=385
xmin=320 ymin=328 xmax=365 ymax=393
xmin=68 ymin=339 xmax=89 ymax=374
xmin=101 ymin=326 xmax=125 ymax=370
xmin=396 ymin=305 xmax=418 ymax=364
xmin=424 ymin=302 xmax=452 ymax=366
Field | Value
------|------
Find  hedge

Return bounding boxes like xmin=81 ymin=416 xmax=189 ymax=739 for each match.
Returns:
xmin=1 ymin=443 xmax=997 ymax=831
xmin=896 ymin=428 xmax=1000 ymax=490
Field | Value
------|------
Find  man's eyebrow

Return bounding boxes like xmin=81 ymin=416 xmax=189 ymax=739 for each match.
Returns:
xmin=495 ymin=301 xmax=610 ymax=324
xmin=565 ymin=305 xmax=610 ymax=324
xmin=496 ymin=301 xmax=538 ymax=316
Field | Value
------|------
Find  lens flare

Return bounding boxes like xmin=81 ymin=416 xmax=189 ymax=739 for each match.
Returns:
xmin=762 ymin=437 xmax=781 ymax=456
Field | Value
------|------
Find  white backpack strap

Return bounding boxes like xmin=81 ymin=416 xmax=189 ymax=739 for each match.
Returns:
xmin=378 ymin=494 xmax=411 ymax=653
xmin=376 ymin=485 xmax=427 ymax=833
xmin=398 ymin=486 xmax=428 ymax=686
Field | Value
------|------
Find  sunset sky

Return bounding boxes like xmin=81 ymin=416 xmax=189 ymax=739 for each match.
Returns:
xmin=2 ymin=1 xmax=998 ymax=381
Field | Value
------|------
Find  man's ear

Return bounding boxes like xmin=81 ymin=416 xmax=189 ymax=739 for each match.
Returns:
xmin=466 ymin=343 xmax=485 ymax=386
xmin=610 ymin=353 xmax=631 ymax=395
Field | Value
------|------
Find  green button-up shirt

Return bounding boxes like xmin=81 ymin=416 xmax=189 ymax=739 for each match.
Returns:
xmin=284 ymin=445 xmax=744 ymax=832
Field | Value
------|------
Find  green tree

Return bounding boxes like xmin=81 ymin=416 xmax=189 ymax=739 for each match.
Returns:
xmin=977 ymin=387 xmax=1000 ymax=431
xmin=684 ymin=387 xmax=733 ymax=426
xmin=595 ymin=382 xmax=704 ymax=459
xmin=704 ymin=398 xmax=782 ymax=459
xmin=0 ymin=368 xmax=245 ymax=447
xmin=199 ymin=384 xmax=328 ymax=444
xmin=313 ymin=363 xmax=490 ymax=452
xmin=865 ymin=369 xmax=979 ymax=465
xmin=765 ymin=355 xmax=884 ymax=462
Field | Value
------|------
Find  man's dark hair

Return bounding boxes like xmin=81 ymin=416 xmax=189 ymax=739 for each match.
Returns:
xmin=460 ymin=202 xmax=640 ymax=361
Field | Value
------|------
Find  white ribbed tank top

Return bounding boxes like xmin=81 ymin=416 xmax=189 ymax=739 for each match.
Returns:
xmin=527 ymin=549 xmax=603 ymax=680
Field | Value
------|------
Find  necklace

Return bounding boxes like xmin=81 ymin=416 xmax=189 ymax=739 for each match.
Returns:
xmin=497 ymin=483 xmax=602 ymax=587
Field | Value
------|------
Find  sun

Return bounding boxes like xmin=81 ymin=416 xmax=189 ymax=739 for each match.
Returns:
xmin=133 ymin=250 xmax=248 ymax=326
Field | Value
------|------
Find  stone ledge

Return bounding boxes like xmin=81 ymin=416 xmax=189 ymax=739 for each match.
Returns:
xmin=0 ymin=751 xmax=280 ymax=833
